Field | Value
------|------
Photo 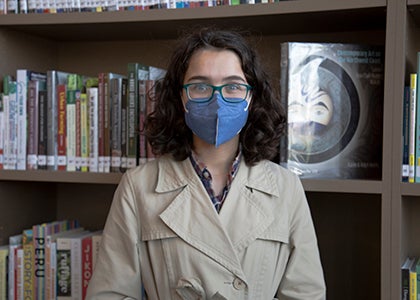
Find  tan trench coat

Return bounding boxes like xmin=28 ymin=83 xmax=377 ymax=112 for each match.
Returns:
xmin=86 ymin=156 xmax=326 ymax=300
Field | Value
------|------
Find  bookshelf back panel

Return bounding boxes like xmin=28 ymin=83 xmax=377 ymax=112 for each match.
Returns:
xmin=54 ymin=29 xmax=386 ymax=90
xmin=0 ymin=181 xmax=57 ymax=245
xmin=56 ymin=183 xmax=117 ymax=231
xmin=0 ymin=29 xmax=58 ymax=77
xmin=307 ymin=192 xmax=381 ymax=300
xmin=401 ymin=196 xmax=420 ymax=260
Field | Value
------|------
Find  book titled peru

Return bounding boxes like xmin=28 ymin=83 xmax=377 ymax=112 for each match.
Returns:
xmin=280 ymin=42 xmax=384 ymax=179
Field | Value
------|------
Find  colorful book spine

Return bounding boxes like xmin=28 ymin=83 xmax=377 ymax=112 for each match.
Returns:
xmin=409 ymin=73 xmax=417 ymax=183
xmin=97 ymin=72 xmax=106 ymax=173
xmin=38 ymin=89 xmax=48 ymax=169
xmin=57 ymin=84 xmax=67 ymax=171
xmin=23 ymin=229 xmax=35 ymax=300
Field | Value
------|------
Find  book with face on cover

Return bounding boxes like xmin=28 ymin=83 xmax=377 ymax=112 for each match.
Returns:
xmin=280 ymin=42 xmax=384 ymax=179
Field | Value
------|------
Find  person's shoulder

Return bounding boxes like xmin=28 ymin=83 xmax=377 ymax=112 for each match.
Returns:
xmin=259 ymin=159 xmax=299 ymax=180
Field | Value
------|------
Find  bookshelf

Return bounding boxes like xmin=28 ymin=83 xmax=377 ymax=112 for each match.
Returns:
xmin=0 ymin=0 xmax=408 ymax=298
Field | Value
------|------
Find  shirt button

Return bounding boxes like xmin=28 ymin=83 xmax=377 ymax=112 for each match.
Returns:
xmin=232 ymin=278 xmax=246 ymax=290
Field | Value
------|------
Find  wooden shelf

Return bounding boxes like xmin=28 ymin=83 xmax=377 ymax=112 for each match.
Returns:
xmin=0 ymin=170 xmax=122 ymax=184
xmin=0 ymin=0 xmax=386 ymax=41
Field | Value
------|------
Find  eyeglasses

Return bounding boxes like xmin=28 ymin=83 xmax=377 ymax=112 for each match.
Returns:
xmin=183 ymin=83 xmax=252 ymax=103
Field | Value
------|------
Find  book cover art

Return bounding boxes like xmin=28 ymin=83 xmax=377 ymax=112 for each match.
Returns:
xmin=280 ymin=42 xmax=384 ymax=179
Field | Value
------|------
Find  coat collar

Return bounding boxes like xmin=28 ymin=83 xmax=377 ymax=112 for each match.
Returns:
xmin=156 ymin=156 xmax=281 ymax=282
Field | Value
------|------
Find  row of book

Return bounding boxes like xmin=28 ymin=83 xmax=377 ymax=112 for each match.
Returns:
xmin=401 ymin=256 xmax=420 ymax=300
xmin=403 ymin=54 xmax=420 ymax=183
xmin=0 ymin=63 xmax=166 ymax=172
xmin=0 ymin=220 xmax=102 ymax=300
xmin=0 ymin=0 xmax=286 ymax=15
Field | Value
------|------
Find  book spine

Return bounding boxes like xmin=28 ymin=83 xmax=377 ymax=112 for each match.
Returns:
xmin=97 ymin=73 xmax=105 ymax=172
xmin=66 ymin=89 xmax=77 ymax=172
xmin=27 ymin=80 xmax=39 ymax=170
xmin=57 ymin=84 xmax=67 ymax=171
xmin=120 ymin=78 xmax=128 ymax=172
xmin=3 ymin=95 xmax=9 ymax=170
xmin=138 ymin=79 xmax=147 ymax=164
xmin=402 ymin=86 xmax=410 ymax=182
xmin=75 ymin=92 xmax=82 ymax=171
xmin=0 ymin=248 xmax=9 ymax=300
xmin=80 ymin=93 xmax=89 ymax=172
xmin=16 ymin=248 xmax=24 ymax=300
xmin=145 ymin=79 xmax=156 ymax=161
xmin=56 ymin=238 xmax=72 ymax=299
xmin=88 ymin=87 xmax=99 ymax=172
xmin=0 ymin=95 xmax=3 ymax=170
xmin=33 ymin=224 xmax=46 ymax=300
xmin=111 ymin=77 xmax=122 ymax=172
xmin=127 ymin=63 xmax=139 ymax=169
xmin=71 ymin=237 xmax=83 ymax=300
xmin=103 ymin=74 xmax=112 ymax=173
xmin=409 ymin=73 xmax=417 ymax=183
xmin=8 ymin=82 xmax=18 ymax=170
xmin=81 ymin=236 xmax=93 ymax=300
xmin=279 ymin=42 xmax=289 ymax=168
xmin=38 ymin=89 xmax=48 ymax=169
xmin=47 ymin=71 xmax=58 ymax=171
xmin=23 ymin=229 xmax=35 ymax=300
xmin=16 ymin=70 xmax=28 ymax=170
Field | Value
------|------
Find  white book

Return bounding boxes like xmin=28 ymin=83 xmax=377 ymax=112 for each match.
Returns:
xmin=66 ymin=90 xmax=77 ymax=172
xmin=8 ymin=234 xmax=22 ymax=300
xmin=16 ymin=70 xmax=28 ymax=170
xmin=45 ymin=227 xmax=85 ymax=300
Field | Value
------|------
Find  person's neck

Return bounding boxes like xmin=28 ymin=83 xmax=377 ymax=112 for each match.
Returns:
xmin=192 ymin=136 xmax=239 ymax=176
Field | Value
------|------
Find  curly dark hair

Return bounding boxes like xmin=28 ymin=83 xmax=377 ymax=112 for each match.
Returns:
xmin=145 ymin=26 xmax=286 ymax=165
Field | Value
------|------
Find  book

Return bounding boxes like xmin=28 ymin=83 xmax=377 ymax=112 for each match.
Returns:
xmin=16 ymin=69 xmax=47 ymax=170
xmin=38 ymin=88 xmax=49 ymax=170
xmin=57 ymin=84 xmax=68 ymax=171
xmin=27 ymin=80 xmax=40 ymax=170
xmin=80 ymin=92 xmax=89 ymax=172
xmin=120 ymin=77 xmax=128 ymax=172
xmin=8 ymin=233 xmax=22 ymax=300
xmin=56 ymin=231 xmax=92 ymax=300
xmin=280 ymin=42 xmax=384 ymax=179
xmin=47 ymin=71 xmax=71 ymax=171
xmin=411 ymin=257 xmax=418 ymax=300
xmin=88 ymin=87 xmax=99 ymax=172
xmin=416 ymin=258 xmax=420 ymax=300
xmin=126 ymin=63 xmax=145 ymax=169
xmin=402 ymin=86 xmax=410 ymax=182
xmin=415 ymin=52 xmax=420 ymax=182
xmin=402 ymin=257 xmax=416 ymax=300
xmin=4 ymin=79 xmax=18 ymax=170
xmin=110 ymin=76 xmax=127 ymax=172
xmin=0 ymin=245 xmax=8 ymax=300
xmin=103 ymin=72 xmax=125 ymax=173
xmin=22 ymin=228 xmax=35 ymax=300
xmin=81 ymin=230 xmax=102 ymax=299
xmin=45 ymin=226 xmax=85 ymax=300
xmin=409 ymin=73 xmax=418 ymax=183
xmin=0 ymin=94 xmax=3 ymax=170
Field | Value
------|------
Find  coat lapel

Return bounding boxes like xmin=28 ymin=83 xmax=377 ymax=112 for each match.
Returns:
xmin=218 ymin=159 xmax=281 ymax=253
xmin=157 ymin=157 xmax=247 ymax=281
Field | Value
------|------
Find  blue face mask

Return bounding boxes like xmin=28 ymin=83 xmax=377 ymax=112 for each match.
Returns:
xmin=185 ymin=93 xmax=250 ymax=147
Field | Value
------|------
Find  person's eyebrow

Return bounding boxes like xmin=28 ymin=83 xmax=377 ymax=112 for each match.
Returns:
xmin=185 ymin=75 xmax=247 ymax=83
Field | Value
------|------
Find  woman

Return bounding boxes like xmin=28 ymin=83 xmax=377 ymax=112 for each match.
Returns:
xmin=86 ymin=27 xmax=326 ymax=300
